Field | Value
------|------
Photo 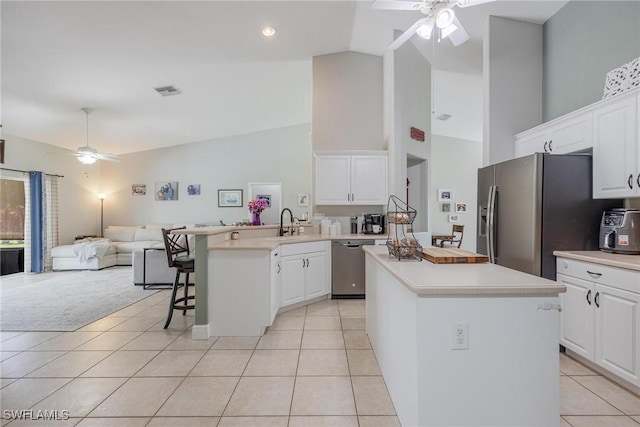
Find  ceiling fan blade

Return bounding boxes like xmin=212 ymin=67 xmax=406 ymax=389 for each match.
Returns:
xmin=371 ymin=0 xmax=424 ymax=11
xmin=388 ymin=18 xmax=426 ymax=50
xmin=456 ymin=0 xmax=495 ymax=7
xmin=95 ymin=153 xmax=122 ymax=163
xmin=446 ymin=17 xmax=469 ymax=46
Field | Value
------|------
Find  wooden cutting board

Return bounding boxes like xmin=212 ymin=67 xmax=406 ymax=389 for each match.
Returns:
xmin=422 ymin=247 xmax=489 ymax=264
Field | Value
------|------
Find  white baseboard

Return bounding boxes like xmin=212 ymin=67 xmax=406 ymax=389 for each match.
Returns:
xmin=191 ymin=324 xmax=210 ymax=340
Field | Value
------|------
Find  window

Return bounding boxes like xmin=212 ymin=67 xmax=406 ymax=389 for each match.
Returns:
xmin=0 ymin=178 xmax=25 ymax=241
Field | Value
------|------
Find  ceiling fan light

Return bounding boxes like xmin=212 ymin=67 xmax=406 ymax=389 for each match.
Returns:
xmin=78 ymin=154 xmax=97 ymax=165
xmin=416 ymin=18 xmax=435 ymax=39
xmin=445 ymin=16 xmax=470 ymax=46
xmin=436 ymin=8 xmax=456 ymax=29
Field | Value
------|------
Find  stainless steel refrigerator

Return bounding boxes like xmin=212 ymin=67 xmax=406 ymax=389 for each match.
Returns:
xmin=477 ymin=153 xmax=621 ymax=280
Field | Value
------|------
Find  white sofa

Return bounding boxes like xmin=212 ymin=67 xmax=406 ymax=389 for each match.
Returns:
xmin=51 ymin=225 xmax=196 ymax=284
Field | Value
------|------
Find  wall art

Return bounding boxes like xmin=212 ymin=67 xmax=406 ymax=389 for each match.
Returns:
xmin=155 ymin=181 xmax=178 ymax=201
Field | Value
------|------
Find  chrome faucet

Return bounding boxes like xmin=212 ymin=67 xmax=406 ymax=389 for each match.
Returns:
xmin=279 ymin=208 xmax=294 ymax=236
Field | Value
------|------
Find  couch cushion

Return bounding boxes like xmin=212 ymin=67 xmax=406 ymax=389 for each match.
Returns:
xmin=104 ymin=228 xmax=137 ymax=242
xmin=115 ymin=241 xmax=162 ymax=254
xmin=134 ymin=228 xmax=163 ymax=242
xmin=52 ymin=243 xmax=117 ymax=258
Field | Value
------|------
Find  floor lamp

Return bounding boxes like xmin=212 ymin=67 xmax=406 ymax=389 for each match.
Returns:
xmin=98 ymin=193 xmax=105 ymax=237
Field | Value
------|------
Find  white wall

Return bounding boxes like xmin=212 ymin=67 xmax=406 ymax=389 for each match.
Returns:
xmin=431 ymin=70 xmax=482 ymax=143
xmin=312 ymin=52 xmax=384 ymax=151
xmin=1 ymin=133 xmax=104 ymax=244
xmin=430 ymin=135 xmax=482 ymax=252
xmin=390 ymin=36 xmax=431 ymax=232
xmin=483 ymin=16 xmax=543 ymax=166
xmin=100 ymin=124 xmax=312 ymax=227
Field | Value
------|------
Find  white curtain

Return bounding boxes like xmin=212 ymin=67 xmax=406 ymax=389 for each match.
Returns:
xmin=44 ymin=175 xmax=60 ymax=271
xmin=23 ymin=172 xmax=32 ymax=273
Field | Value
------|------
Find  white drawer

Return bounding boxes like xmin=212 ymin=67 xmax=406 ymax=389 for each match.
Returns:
xmin=281 ymin=241 xmax=326 ymax=256
xmin=556 ymin=257 xmax=640 ymax=294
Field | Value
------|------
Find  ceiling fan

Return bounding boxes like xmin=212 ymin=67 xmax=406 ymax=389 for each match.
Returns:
xmin=372 ymin=0 xmax=494 ymax=50
xmin=73 ymin=108 xmax=121 ymax=164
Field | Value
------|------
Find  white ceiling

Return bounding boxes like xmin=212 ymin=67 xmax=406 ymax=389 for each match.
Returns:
xmin=1 ymin=0 xmax=567 ymax=155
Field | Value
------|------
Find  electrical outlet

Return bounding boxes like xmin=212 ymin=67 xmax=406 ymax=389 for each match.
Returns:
xmin=452 ymin=323 xmax=469 ymax=350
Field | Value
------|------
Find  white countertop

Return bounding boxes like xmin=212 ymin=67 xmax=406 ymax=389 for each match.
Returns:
xmin=172 ymin=225 xmax=385 ymax=250
xmin=554 ymin=250 xmax=640 ymax=272
xmin=364 ymin=246 xmax=565 ymax=296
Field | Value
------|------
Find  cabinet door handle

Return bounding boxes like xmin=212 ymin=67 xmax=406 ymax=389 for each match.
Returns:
xmin=628 ymin=174 xmax=634 ymax=189
xmin=277 ymin=264 xmax=281 ymax=274
xmin=595 ymin=291 xmax=600 ymax=308
xmin=306 ymin=258 xmax=309 ymax=268
xmin=549 ymin=140 xmax=552 ymax=152
xmin=637 ymin=173 xmax=640 ymax=188
xmin=543 ymin=141 xmax=548 ymax=153
xmin=351 ymin=193 xmax=354 ymax=202
xmin=587 ymin=270 xmax=602 ymax=278
xmin=586 ymin=289 xmax=592 ymax=305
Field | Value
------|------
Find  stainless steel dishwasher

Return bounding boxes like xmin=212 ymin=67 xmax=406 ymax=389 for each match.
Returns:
xmin=331 ymin=240 xmax=374 ymax=298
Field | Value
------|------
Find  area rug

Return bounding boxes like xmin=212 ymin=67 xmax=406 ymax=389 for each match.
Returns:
xmin=0 ymin=267 xmax=159 ymax=331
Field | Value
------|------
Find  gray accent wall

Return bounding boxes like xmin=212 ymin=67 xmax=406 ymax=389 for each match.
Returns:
xmin=543 ymin=1 xmax=640 ymax=121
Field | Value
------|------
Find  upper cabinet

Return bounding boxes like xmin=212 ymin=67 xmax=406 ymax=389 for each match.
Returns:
xmin=592 ymin=94 xmax=639 ymax=199
xmin=315 ymin=152 xmax=388 ymax=205
xmin=515 ymin=111 xmax=593 ymax=158
xmin=514 ymin=88 xmax=640 ymax=200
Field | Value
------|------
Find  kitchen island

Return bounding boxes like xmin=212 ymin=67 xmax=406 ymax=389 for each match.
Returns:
xmin=363 ymin=245 xmax=565 ymax=427
xmin=173 ymin=225 xmax=383 ymax=339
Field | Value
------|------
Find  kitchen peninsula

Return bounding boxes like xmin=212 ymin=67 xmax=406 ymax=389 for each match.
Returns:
xmin=363 ymin=245 xmax=566 ymax=427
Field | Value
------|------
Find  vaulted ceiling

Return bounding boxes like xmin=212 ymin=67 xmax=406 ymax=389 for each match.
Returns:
xmin=1 ymin=0 xmax=566 ymax=155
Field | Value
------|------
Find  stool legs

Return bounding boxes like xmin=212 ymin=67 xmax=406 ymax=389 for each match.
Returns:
xmin=164 ymin=270 xmax=182 ymax=329
xmin=163 ymin=269 xmax=195 ymax=329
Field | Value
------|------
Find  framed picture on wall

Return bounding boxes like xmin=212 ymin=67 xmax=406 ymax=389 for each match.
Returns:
xmin=132 ymin=184 xmax=146 ymax=196
xmin=438 ymin=188 xmax=454 ymax=202
xmin=218 ymin=189 xmax=243 ymax=207
xmin=187 ymin=184 xmax=201 ymax=195
xmin=448 ymin=214 xmax=460 ymax=223
xmin=155 ymin=181 xmax=178 ymax=201
xmin=455 ymin=203 xmax=467 ymax=213
xmin=442 ymin=202 xmax=451 ymax=212
xmin=298 ymin=193 xmax=309 ymax=207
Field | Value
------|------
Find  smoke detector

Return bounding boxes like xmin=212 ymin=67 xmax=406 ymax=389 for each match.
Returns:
xmin=153 ymin=85 xmax=182 ymax=97
xmin=436 ymin=113 xmax=452 ymax=121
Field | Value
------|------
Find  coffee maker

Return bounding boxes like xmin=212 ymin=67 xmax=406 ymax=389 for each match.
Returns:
xmin=362 ymin=213 xmax=385 ymax=234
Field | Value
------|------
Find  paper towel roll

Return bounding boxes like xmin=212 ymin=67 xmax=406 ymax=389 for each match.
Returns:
xmin=321 ymin=219 xmax=332 ymax=235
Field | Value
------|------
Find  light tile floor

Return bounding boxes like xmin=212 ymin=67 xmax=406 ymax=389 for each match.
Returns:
xmin=1 ymin=281 xmax=639 ymax=426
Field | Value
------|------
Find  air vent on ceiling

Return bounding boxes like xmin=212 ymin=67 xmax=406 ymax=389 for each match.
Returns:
xmin=153 ymin=85 xmax=182 ymax=97
xmin=436 ymin=114 xmax=452 ymax=121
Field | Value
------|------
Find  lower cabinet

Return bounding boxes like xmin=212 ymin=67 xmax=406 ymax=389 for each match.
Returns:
xmin=280 ymin=241 xmax=329 ymax=307
xmin=557 ymin=257 xmax=640 ymax=386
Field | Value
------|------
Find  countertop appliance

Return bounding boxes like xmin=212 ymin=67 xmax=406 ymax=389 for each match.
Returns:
xmin=477 ymin=153 xmax=621 ymax=280
xmin=600 ymin=208 xmax=640 ymax=254
xmin=331 ymin=239 xmax=374 ymax=298
xmin=362 ymin=213 xmax=385 ymax=234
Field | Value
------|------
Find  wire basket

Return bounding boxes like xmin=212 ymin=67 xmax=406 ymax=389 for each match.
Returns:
xmin=385 ymin=195 xmax=422 ymax=261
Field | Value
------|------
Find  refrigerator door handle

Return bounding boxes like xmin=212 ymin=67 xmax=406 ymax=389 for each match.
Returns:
xmin=487 ymin=185 xmax=497 ymax=264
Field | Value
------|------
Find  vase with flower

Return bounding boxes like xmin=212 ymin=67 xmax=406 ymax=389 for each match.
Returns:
xmin=248 ymin=199 xmax=268 ymax=226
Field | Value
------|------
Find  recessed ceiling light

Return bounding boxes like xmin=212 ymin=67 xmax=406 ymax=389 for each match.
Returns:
xmin=262 ymin=26 xmax=277 ymax=37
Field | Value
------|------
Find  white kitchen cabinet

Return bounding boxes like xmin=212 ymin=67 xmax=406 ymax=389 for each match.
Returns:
xmin=280 ymin=241 xmax=329 ymax=307
xmin=514 ymin=112 xmax=592 ymax=158
xmin=592 ymin=94 xmax=639 ymax=198
xmin=594 ymin=284 xmax=640 ymax=385
xmin=269 ymin=248 xmax=281 ymax=324
xmin=557 ymin=256 xmax=640 ymax=386
xmin=557 ymin=273 xmax=595 ymax=360
xmin=315 ymin=152 xmax=387 ymax=205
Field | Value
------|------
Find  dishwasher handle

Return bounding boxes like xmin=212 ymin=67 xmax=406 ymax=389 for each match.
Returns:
xmin=342 ymin=243 xmax=362 ymax=249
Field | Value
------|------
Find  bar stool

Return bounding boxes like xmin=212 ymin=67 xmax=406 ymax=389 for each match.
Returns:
xmin=161 ymin=227 xmax=195 ymax=329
